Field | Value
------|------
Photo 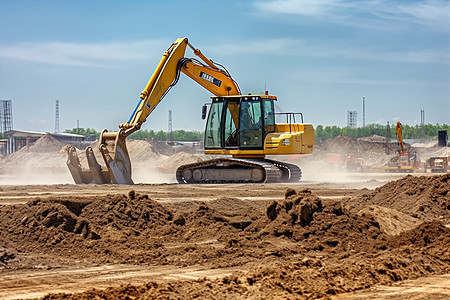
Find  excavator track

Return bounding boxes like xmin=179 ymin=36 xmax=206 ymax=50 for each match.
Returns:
xmin=176 ymin=158 xmax=301 ymax=184
xmin=265 ymin=159 xmax=302 ymax=183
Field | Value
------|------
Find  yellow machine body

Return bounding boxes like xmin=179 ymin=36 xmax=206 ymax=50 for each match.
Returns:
xmin=67 ymin=38 xmax=314 ymax=184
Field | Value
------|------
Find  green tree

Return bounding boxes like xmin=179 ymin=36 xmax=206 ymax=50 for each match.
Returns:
xmin=64 ymin=128 xmax=100 ymax=137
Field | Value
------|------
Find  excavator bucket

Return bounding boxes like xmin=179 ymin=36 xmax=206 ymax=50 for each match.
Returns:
xmin=99 ymin=129 xmax=134 ymax=185
xmin=66 ymin=129 xmax=134 ymax=185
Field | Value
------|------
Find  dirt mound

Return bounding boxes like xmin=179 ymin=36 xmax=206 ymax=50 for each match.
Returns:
xmin=32 ymin=133 xmax=67 ymax=152
xmin=357 ymin=134 xmax=387 ymax=143
xmin=290 ymin=135 xmax=407 ymax=172
xmin=13 ymin=133 xmax=67 ymax=153
xmin=39 ymin=188 xmax=450 ymax=300
xmin=0 ymin=191 xmax=252 ymax=266
xmin=352 ymin=173 xmax=449 ymax=221
xmin=256 ymin=189 xmax=387 ymax=254
xmin=140 ymin=138 xmax=196 ymax=156
xmin=143 ymin=138 xmax=176 ymax=156
xmin=391 ymin=221 xmax=450 ymax=260
xmin=0 ymin=192 xmax=175 ymax=264
xmin=126 ymin=139 xmax=163 ymax=162
xmin=0 ymin=133 xmax=69 ymax=178
xmin=358 ymin=205 xmax=422 ymax=235
xmin=316 ymin=134 xmax=401 ymax=155
xmin=317 ymin=135 xmax=359 ymax=154
xmin=159 ymin=152 xmax=205 ymax=170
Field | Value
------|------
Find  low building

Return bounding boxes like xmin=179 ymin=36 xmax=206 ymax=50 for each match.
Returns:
xmin=3 ymin=130 xmax=86 ymax=155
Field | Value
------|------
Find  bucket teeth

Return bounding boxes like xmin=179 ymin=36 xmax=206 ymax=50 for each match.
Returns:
xmin=99 ymin=143 xmax=133 ymax=185
xmin=66 ymin=130 xmax=134 ymax=185
xmin=66 ymin=146 xmax=92 ymax=184
xmin=86 ymin=147 xmax=111 ymax=184
xmin=66 ymin=146 xmax=118 ymax=184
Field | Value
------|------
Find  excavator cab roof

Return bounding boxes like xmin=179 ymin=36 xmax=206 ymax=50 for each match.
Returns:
xmin=212 ymin=94 xmax=277 ymax=101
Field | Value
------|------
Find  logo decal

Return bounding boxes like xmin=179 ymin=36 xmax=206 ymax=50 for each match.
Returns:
xmin=199 ymin=71 xmax=222 ymax=87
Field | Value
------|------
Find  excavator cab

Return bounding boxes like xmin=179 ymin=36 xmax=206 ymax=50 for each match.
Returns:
xmin=176 ymin=94 xmax=314 ymax=183
xmin=204 ymin=95 xmax=274 ymax=150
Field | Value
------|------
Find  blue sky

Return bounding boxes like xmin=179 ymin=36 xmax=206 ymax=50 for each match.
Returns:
xmin=0 ymin=0 xmax=449 ymax=133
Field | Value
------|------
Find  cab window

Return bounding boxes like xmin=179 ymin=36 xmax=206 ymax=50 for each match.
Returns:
xmin=239 ymin=100 xmax=263 ymax=148
xmin=204 ymin=101 xmax=224 ymax=148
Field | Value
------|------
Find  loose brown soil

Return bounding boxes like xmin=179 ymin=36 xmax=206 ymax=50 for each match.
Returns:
xmin=0 ymin=174 xmax=448 ymax=299
xmin=0 ymin=134 xmax=449 ymax=299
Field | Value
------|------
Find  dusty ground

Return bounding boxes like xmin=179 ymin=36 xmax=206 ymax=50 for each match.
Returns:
xmin=0 ymin=174 xmax=448 ymax=300
xmin=0 ymin=134 xmax=449 ymax=299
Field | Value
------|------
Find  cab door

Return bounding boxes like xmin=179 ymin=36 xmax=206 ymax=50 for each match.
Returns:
xmin=204 ymin=99 xmax=224 ymax=148
xmin=239 ymin=99 xmax=263 ymax=149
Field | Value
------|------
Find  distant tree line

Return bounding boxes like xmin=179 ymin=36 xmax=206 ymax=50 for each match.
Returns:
xmin=128 ymin=129 xmax=203 ymax=141
xmin=64 ymin=123 xmax=448 ymax=142
xmin=315 ymin=123 xmax=450 ymax=141
xmin=64 ymin=128 xmax=203 ymax=141
xmin=64 ymin=128 xmax=100 ymax=137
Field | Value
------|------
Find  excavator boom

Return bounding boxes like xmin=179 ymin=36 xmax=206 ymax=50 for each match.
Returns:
xmin=67 ymin=38 xmax=241 ymax=184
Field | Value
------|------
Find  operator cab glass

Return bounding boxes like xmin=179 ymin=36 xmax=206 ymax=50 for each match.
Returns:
xmin=239 ymin=99 xmax=263 ymax=148
xmin=204 ymin=96 xmax=276 ymax=150
xmin=204 ymin=99 xmax=224 ymax=148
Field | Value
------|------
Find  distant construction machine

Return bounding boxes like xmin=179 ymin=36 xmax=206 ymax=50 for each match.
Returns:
xmin=385 ymin=121 xmax=422 ymax=172
xmin=67 ymin=38 xmax=315 ymax=184
xmin=426 ymin=157 xmax=449 ymax=173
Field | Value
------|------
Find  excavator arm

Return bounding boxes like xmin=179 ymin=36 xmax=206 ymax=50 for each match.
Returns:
xmin=122 ymin=38 xmax=240 ymax=134
xmin=67 ymin=38 xmax=240 ymax=184
xmin=396 ymin=121 xmax=405 ymax=154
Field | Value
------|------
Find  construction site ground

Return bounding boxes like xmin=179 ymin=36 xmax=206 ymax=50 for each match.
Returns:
xmin=0 ymin=134 xmax=449 ymax=299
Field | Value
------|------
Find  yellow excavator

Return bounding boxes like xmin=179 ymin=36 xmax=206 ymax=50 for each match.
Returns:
xmin=384 ymin=121 xmax=421 ymax=172
xmin=67 ymin=38 xmax=315 ymax=184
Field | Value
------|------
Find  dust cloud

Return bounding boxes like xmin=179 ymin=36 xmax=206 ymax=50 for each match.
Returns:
xmin=1 ymin=133 xmax=447 ymax=185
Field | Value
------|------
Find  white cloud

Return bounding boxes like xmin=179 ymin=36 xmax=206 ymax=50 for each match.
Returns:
xmin=398 ymin=0 xmax=450 ymax=27
xmin=0 ymin=39 xmax=169 ymax=67
xmin=209 ymin=38 xmax=450 ymax=64
xmin=254 ymin=0 xmax=450 ymax=30
xmin=1 ymin=37 xmax=448 ymax=69
xmin=254 ymin=0 xmax=343 ymax=16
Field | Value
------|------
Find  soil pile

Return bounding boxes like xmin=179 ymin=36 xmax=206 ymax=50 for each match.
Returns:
xmin=143 ymin=138 xmax=196 ymax=156
xmin=28 ymin=133 xmax=67 ymax=153
xmin=1 ymin=175 xmax=449 ymax=298
xmin=0 ymin=134 xmax=70 ymax=182
xmin=315 ymin=135 xmax=399 ymax=156
xmin=357 ymin=134 xmax=387 ymax=143
xmin=0 ymin=191 xmax=250 ymax=266
xmin=159 ymin=152 xmax=206 ymax=170
xmin=290 ymin=135 xmax=407 ymax=171
xmin=349 ymin=173 xmax=450 ymax=221
xmin=36 ymin=184 xmax=450 ymax=299
xmin=126 ymin=139 xmax=163 ymax=162
xmin=358 ymin=205 xmax=423 ymax=235
xmin=258 ymin=189 xmax=386 ymax=254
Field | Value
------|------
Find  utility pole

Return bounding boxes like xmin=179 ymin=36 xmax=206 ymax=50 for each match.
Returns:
xmin=55 ymin=100 xmax=60 ymax=133
xmin=362 ymin=97 xmax=365 ymax=127
xmin=420 ymin=109 xmax=425 ymax=141
xmin=385 ymin=122 xmax=391 ymax=154
xmin=168 ymin=110 xmax=173 ymax=141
